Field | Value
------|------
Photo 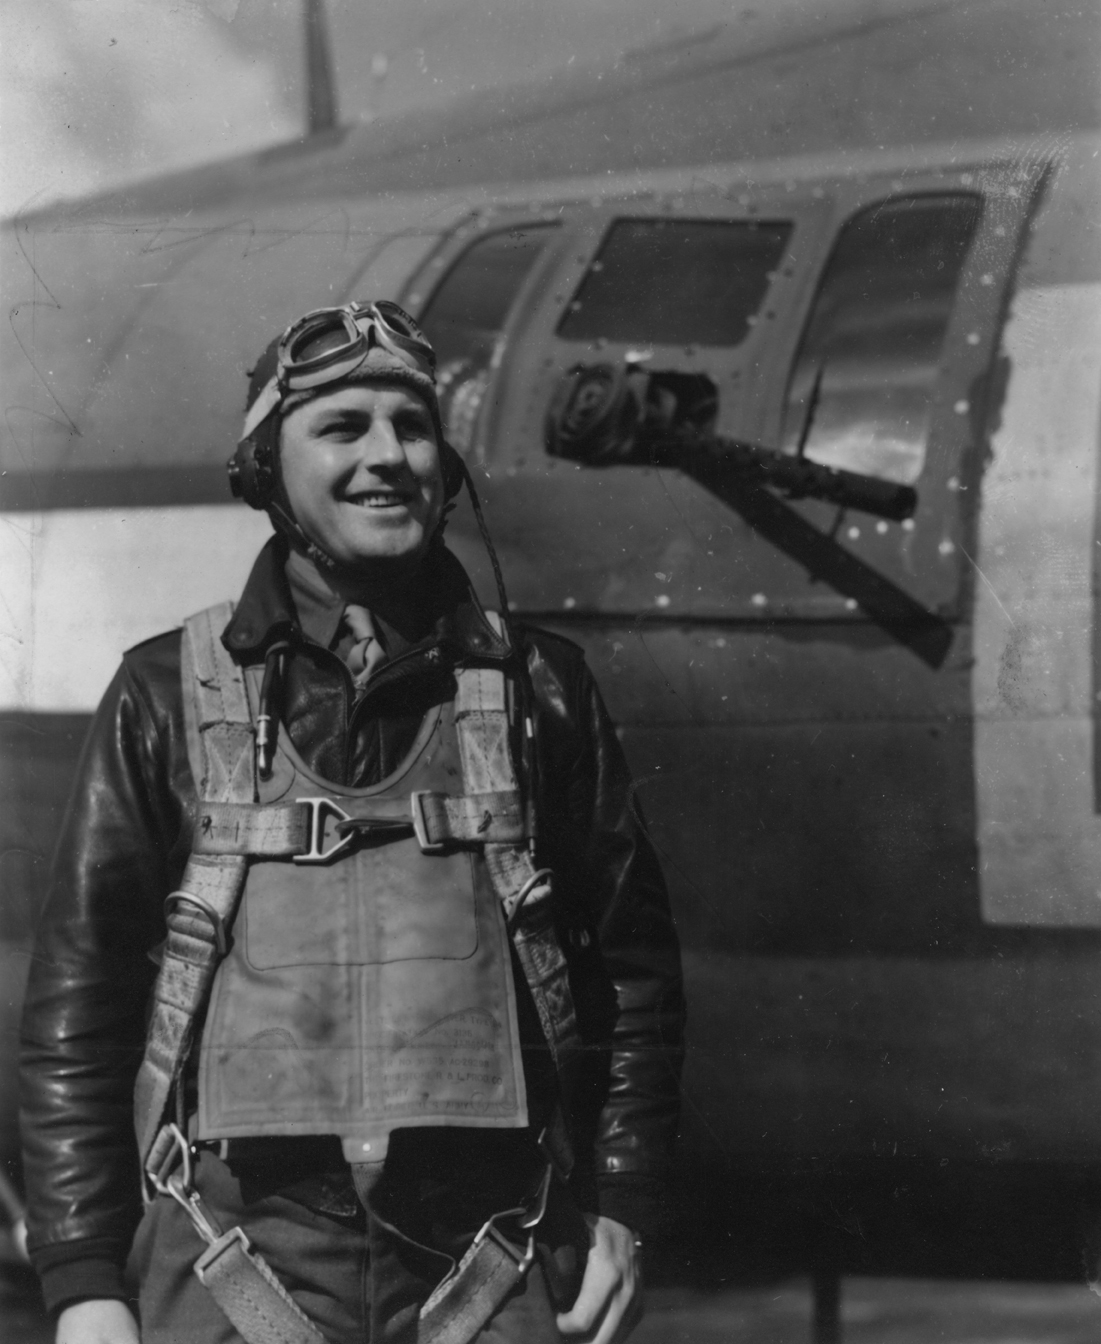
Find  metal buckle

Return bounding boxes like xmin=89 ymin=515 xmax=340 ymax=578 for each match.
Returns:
xmin=144 ymin=1124 xmax=220 ymax=1244
xmin=484 ymin=1221 xmax=535 ymax=1275
xmin=518 ymin=1163 xmax=552 ymax=1231
xmin=293 ymin=797 xmax=356 ymax=864
xmin=464 ymin=1207 xmax=535 ymax=1278
xmin=420 ymin=1173 xmax=548 ymax=1322
xmin=146 ymin=1122 xmax=193 ymax=1199
xmin=410 ymin=791 xmax=446 ymax=854
xmin=474 ymin=1162 xmax=550 ymax=1271
xmin=164 ymin=891 xmax=227 ymax=957
xmin=505 ymin=868 xmax=554 ymax=929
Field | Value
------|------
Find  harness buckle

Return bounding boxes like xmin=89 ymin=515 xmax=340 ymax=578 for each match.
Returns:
xmin=164 ymin=891 xmax=227 ymax=957
xmin=518 ymin=1163 xmax=553 ymax=1231
xmin=293 ymin=797 xmax=356 ymax=864
xmin=459 ymin=1209 xmax=535 ymax=1284
xmin=410 ymin=791 xmax=447 ymax=854
xmin=144 ymin=1124 xmax=222 ymax=1245
xmin=469 ymin=1161 xmax=551 ymax=1273
xmin=146 ymin=1121 xmax=193 ymax=1199
xmin=484 ymin=1221 xmax=535 ymax=1276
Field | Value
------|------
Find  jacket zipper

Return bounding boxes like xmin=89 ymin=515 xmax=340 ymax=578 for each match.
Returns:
xmin=343 ymin=642 xmax=444 ymax=781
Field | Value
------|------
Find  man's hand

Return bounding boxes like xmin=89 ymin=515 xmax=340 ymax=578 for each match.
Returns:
xmin=56 ymin=1298 xmax=140 ymax=1344
xmin=556 ymin=1214 xmax=643 ymax=1344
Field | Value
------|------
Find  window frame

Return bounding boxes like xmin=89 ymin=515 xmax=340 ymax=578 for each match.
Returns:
xmin=401 ymin=162 xmax=1048 ymax=624
xmin=749 ymin=165 xmax=1046 ymax=620
xmin=400 ymin=208 xmax=568 ymax=465
xmin=503 ymin=192 xmax=826 ymax=454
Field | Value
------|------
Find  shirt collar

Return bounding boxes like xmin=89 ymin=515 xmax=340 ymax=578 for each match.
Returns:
xmin=284 ymin=546 xmax=346 ymax=650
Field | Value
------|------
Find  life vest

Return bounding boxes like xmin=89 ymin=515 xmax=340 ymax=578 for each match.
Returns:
xmin=134 ymin=601 xmax=580 ymax=1171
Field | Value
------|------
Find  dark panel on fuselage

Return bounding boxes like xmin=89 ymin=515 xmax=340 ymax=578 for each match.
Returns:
xmin=631 ymin=718 xmax=981 ymax=958
xmin=544 ymin=617 xmax=983 ymax=955
xmin=678 ymin=950 xmax=1101 ymax=1167
xmin=527 ymin=616 xmax=1101 ymax=1170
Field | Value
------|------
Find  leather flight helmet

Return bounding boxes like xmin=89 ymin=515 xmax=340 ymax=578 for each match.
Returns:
xmin=227 ymin=300 xmax=465 ymax=555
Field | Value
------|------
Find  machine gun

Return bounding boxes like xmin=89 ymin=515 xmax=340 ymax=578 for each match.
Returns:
xmin=545 ymin=361 xmax=917 ymax=522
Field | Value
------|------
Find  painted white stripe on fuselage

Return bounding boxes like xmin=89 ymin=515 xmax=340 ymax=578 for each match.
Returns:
xmin=0 ymin=506 xmax=273 ymax=711
xmin=972 ymin=281 xmax=1101 ymax=925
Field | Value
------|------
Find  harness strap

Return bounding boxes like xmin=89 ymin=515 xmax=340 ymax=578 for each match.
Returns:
xmin=418 ymin=1222 xmax=532 ymax=1344
xmin=140 ymin=607 xmax=328 ymax=1344
xmin=194 ymin=1229 xmax=326 ymax=1344
xmin=454 ymin=638 xmax=582 ymax=1077
xmin=185 ymin=601 xmax=254 ymax=803
xmin=413 ymin=788 xmax=526 ymax=848
xmin=194 ymin=802 xmax=311 ymax=856
xmin=134 ymin=855 xmax=248 ymax=1163
xmin=418 ymin=1165 xmax=550 ymax=1344
xmin=190 ymin=788 xmax=526 ymax=858
xmin=136 ymin=601 xmax=578 ymax=1344
xmin=135 ymin=601 xmax=255 ymax=1168
xmin=146 ymin=1125 xmax=325 ymax=1344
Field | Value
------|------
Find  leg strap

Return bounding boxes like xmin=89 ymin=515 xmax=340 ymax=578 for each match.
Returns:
xmin=418 ymin=1165 xmax=551 ymax=1344
xmin=418 ymin=1224 xmax=532 ymax=1344
xmin=146 ymin=1124 xmax=326 ymax=1344
xmin=194 ymin=1226 xmax=325 ymax=1344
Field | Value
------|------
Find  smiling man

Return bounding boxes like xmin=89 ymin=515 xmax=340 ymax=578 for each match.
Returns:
xmin=20 ymin=301 xmax=685 ymax=1344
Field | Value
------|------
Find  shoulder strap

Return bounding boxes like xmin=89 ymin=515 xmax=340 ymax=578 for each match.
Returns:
xmin=181 ymin=600 xmax=255 ymax=804
xmin=134 ymin=602 xmax=255 ymax=1165
xmin=453 ymin=620 xmax=581 ymax=1078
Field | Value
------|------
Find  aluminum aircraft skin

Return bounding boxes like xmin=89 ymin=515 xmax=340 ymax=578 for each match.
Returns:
xmin=2 ymin=0 xmax=1100 ymax=1282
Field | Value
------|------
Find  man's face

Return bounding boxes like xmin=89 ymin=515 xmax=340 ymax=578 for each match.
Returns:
xmin=279 ymin=382 xmax=445 ymax=572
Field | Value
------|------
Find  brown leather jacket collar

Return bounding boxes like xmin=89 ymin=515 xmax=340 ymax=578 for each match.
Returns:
xmin=221 ymin=535 xmax=511 ymax=666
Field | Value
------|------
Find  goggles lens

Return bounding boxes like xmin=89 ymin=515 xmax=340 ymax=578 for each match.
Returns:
xmin=357 ymin=300 xmax=433 ymax=357
xmin=283 ymin=309 xmax=362 ymax=371
xmin=278 ymin=301 xmax=435 ymax=390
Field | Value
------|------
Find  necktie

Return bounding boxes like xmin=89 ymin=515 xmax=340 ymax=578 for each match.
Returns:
xmin=341 ymin=604 xmax=386 ymax=686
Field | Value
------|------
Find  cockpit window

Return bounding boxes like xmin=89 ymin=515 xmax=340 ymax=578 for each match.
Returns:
xmin=556 ymin=218 xmax=792 ymax=347
xmin=418 ymin=223 xmax=559 ymax=451
xmin=781 ymin=194 xmax=982 ymax=485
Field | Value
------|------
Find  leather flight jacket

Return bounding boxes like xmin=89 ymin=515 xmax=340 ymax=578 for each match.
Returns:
xmin=19 ymin=537 xmax=686 ymax=1314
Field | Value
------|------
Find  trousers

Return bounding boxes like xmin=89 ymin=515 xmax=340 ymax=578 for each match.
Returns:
xmin=128 ymin=1141 xmax=587 ymax=1344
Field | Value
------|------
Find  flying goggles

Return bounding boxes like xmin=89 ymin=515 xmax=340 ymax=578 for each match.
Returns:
xmin=240 ymin=300 xmax=436 ymax=442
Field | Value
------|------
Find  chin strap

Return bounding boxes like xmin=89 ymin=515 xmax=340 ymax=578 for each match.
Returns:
xmin=266 ymin=500 xmax=340 ymax=573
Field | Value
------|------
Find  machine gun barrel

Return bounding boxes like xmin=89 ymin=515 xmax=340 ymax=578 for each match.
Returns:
xmin=657 ymin=433 xmax=918 ymax=522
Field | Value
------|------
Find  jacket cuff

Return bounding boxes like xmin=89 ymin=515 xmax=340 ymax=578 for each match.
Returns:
xmin=596 ymin=1173 xmax=670 ymax=1242
xmin=30 ymin=1239 xmax=129 ymax=1317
